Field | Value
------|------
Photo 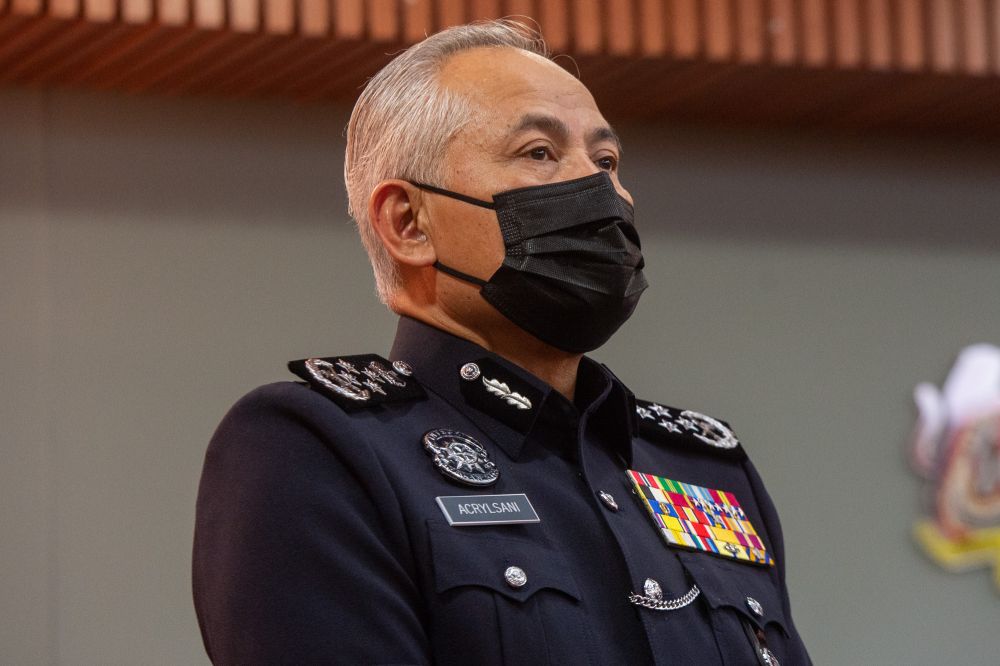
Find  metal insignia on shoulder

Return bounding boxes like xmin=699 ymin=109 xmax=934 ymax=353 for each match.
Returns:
xmin=635 ymin=398 xmax=745 ymax=457
xmin=679 ymin=410 xmax=740 ymax=450
xmin=288 ymin=354 xmax=425 ymax=411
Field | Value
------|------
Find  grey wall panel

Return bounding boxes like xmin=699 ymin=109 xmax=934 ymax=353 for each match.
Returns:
xmin=1 ymin=89 xmax=57 ymax=666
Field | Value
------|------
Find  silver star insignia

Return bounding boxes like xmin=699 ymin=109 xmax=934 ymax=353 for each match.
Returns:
xmin=636 ymin=407 xmax=656 ymax=420
xmin=444 ymin=442 xmax=487 ymax=473
xmin=676 ymin=418 xmax=695 ymax=430
xmin=658 ymin=419 xmax=681 ymax=433
xmin=648 ymin=403 xmax=672 ymax=418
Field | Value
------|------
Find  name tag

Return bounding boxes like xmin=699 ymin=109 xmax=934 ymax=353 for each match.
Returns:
xmin=436 ymin=493 xmax=540 ymax=526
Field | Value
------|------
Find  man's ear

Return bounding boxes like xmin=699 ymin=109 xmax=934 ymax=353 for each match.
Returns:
xmin=368 ymin=180 xmax=436 ymax=267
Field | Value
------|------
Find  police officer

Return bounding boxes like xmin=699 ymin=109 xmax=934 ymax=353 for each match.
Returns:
xmin=193 ymin=20 xmax=811 ymax=665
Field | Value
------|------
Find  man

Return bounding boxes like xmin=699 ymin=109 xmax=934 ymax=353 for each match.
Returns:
xmin=193 ymin=20 xmax=810 ymax=665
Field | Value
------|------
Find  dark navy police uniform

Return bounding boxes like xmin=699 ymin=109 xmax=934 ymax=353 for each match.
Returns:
xmin=193 ymin=317 xmax=811 ymax=665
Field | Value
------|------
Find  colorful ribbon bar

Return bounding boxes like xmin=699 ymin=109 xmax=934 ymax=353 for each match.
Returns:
xmin=627 ymin=469 xmax=775 ymax=567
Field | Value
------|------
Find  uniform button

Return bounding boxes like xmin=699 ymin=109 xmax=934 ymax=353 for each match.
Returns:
xmin=597 ymin=490 xmax=619 ymax=512
xmin=504 ymin=566 xmax=527 ymax=588
xmin=459 ymin=362 xmax=481 ymax=381
xmin=746 ymin=596 xmax=764 ymax=617
xmin=392 ymin=360 xmax=413 ymax=376
xmin=643 ymin=578 xmax=663 ymax=601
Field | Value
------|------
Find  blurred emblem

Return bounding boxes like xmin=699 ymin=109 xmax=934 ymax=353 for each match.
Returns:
xmin=910 ymin=344 xmax=1000 ymax=592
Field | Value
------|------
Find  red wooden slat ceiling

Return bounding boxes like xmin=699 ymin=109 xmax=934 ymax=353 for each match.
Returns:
xmin=1 ymin=0 xmax=999 ymax=134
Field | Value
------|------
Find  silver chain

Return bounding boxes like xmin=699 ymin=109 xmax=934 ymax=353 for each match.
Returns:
xmin=628 ymin=584 xmax=701 ymax=611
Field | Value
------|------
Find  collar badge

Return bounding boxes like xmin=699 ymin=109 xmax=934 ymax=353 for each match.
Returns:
xmin=458 ymin=358 xmax=542 ymax=433
xmin=461 ymin=362 xmax=532 ymax=410
xmin=482 ymin=376 xmax=533 ymax=410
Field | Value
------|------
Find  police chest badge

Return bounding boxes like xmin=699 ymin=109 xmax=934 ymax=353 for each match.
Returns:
xmin=628 ymin=469 xmax=774 ymax=566
xmin=423 ymin=429 xmax=499 ymax=487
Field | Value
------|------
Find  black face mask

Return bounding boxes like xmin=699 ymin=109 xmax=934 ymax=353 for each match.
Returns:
xmin=412 ymin=171 xmax=648 ymax=353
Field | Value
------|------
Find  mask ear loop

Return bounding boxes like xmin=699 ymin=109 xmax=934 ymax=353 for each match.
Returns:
xmin=409 ymin=181 xmax=496 ymax=209
xmin=409 ymin=181 xmax=496 ymax=287
xmin=432 ymin=261 xmax=488 ymax=287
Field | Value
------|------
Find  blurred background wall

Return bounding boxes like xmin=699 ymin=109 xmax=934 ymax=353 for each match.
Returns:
xmin=3 ymin=1 xmax=1000 ymax=664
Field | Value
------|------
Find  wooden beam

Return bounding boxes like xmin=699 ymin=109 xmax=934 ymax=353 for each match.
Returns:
xmin=605 ymin=0 xmax=634 ymax=56
xmin=158 ymin=0 xmax=188 ymax=26
xmin=230 ymin=0 xmax=259 ymax=33
xmin=573 ymin=0 xmax=602 ymax=54
xmin=800 ymin=0 xmax=828 ymax=67
xmin=929 ymin=0 xmax=958 ymax=73
xmin=961 ymin=0 xmax=989 ymax=74
xmin=538 ymin=0 xmax=568 ymax=52
xmin=637 ymin=0 xmax=666 ymax=57
xmin=263 ymin=0 xmax=295 ymax=34
xmin=736 ymin=0 xmax=764 ymax=63
xmin=832 ymin=0 xmax=862 ymax=68
xmin=194 ymin=0 xmax=224 ymax=29
xmin=402 ymin=0 xmax=432 ymax=42
xmin=504 ymin=0 xmax=534 ymax=23
xmin=470 ymin=0 xmax=500 ymax=21
xmin=865 ymin=0 xmax=892 ymax=70
xmin=704 ymin=0 xmax=733 ymax=62
xmin=50 ymin=0 xmax=80 ymax=20
xmin=123 ymin=0 xmax=153 ymax=22
xmin=993 ymin=0 xmax=1000 ymax=75
xmin=10 ymin=0 xmax=43 ymax=16
xmin=897 ymin=0 xmax=926 ymax=72
xmin=437 ymin=0 xmax=465 ymax=28
xmin=671 ymin=0 xmax=700 ymax=59
xmin=768 ymin=0 xmax=797 ymax=65
xmin=368 ymin=0 xmax=397 ymax=41
xmin=300 ymin=0 xmax=330 ymax=36
xmin=335 ymin=0 xmax=364 ymax=39
xmin=84 ymin=0 xmax=117 ymax=22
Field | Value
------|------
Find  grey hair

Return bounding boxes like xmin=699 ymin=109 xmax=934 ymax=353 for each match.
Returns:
xmin=344 ymin=20 xmax=549 ymax=304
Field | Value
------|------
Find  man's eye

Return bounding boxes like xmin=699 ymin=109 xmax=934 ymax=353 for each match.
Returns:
xmin=527 ymin=147 xmax=551 ymax=161
xmin=596 ymin=156 xmax=617 ymax=171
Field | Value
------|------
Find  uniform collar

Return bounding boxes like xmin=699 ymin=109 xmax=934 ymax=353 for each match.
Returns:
xmin=389 ymin=316 xmax=637 ymax=463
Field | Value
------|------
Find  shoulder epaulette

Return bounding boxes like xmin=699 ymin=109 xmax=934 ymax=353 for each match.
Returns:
xmin=288 ymin=354 xmax=425 ymax=412
xmin=634 ymin=398 xmax=746 ymax=459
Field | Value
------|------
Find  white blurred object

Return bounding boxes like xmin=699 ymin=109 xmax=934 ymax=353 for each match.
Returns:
xmin=912 ymin=344 xmax=1000 ymax=477
xmin=910 ymin=344 xmax=1000 ymax=591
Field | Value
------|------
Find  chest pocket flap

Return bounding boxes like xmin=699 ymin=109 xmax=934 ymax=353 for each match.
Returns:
xmin=677 ymin=550 xmax=791 ymax=636
xmin=427 ymin=520 xmax=581 ymax=603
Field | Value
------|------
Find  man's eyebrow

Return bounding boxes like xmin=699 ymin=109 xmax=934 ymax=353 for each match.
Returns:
xmin=587 ymin=125 xmax=622 ymax=153
xmin=507 ymin=113 xmax=622 ymax=153
xmin=509 ymin=113 xmax=570 ymax=143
